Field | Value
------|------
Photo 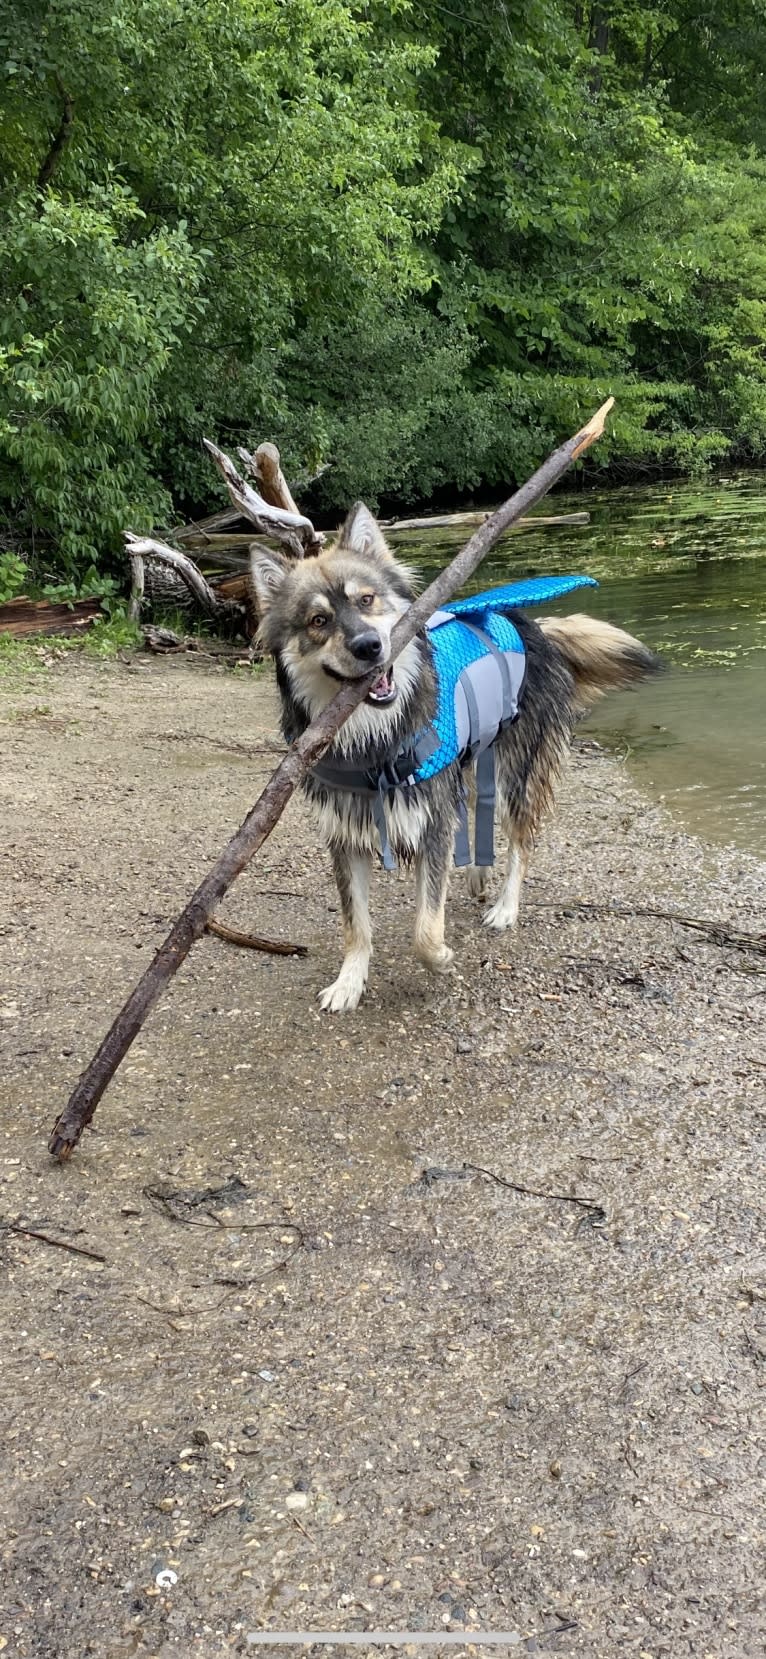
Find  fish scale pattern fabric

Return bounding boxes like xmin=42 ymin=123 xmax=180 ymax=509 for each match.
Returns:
xmin=414 ymin=573 xmax=597 ymax=781
xmin=447 ymin=573 xmax=598 ymax=616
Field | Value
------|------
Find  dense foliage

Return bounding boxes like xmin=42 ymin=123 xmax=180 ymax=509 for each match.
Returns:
xmin=2 ymin=1 xmax=766 ymax=582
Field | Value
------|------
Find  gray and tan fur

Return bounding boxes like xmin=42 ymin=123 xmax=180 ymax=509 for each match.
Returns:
xmin=251 ymin=504 xmax=659 ymax=1012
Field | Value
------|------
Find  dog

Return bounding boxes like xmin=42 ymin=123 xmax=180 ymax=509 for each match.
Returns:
xmin=251 ymin=502 xmax=658 ymax=1012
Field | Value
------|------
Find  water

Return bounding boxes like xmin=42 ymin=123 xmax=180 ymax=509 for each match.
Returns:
xmin=393 ymin=472 xmax=766 ymax=860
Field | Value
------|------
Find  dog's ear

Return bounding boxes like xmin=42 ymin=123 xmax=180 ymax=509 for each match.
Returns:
xmin=336 ymin=502 xmax=390 ymax=560
xmin=250 ymin=547 xmax=291 ymax=615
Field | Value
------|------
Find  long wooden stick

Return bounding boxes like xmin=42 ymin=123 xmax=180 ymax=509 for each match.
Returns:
xmin=47 ymin=398 xmax=613 ymax=1161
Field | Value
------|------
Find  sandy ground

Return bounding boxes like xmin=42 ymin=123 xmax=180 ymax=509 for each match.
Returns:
xmin=1 ymin=649 xmax=765 ymax=1659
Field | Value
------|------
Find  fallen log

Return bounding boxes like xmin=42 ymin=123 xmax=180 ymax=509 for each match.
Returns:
xmin=180 ymin=510 xmax=590 ymax=553
xmin=125 ymin=535 xmax=251 ymax=635
xmin=168 ymin=447 xmax=326 ymax=550
xmin=169 ymin=505 xmax=244 ymax=543
xmin=383 ymin=509 xmax=591 ymax=533
xmin=47 ymin=398 xmax=614 ymax=1161
xmin=176 ymin=533 xmax=275 ymax=552
xmin=0 ymin=596 xmax=101 ymax=639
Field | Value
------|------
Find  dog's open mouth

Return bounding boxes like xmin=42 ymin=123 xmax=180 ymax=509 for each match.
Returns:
xmin=366 ymin=667 xmax=397 ymax=706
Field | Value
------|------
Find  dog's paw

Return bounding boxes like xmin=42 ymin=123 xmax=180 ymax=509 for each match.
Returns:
xmin=482 ymin=900 xmax=519 ymax=933
xmin=318 ymin=973 xmax=366 ymax=1014
xmin=419 ymin=944 xmax=455 ymax=976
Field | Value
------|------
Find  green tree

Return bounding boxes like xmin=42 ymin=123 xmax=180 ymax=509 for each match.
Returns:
xmin=2 ymin=0 xmax=766 ymax=577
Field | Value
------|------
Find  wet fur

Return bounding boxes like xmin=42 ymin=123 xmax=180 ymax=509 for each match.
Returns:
xmin=251 ymin=503 xmax=658 ymax=1011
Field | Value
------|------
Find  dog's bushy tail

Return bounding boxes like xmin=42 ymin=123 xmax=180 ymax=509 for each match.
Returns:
xmin=538 ymin=614 xmax=660 ymax=711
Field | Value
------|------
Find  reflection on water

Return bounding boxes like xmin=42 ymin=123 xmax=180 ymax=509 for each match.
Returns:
xmin=395 ymin=471 xmax=766 ymax=859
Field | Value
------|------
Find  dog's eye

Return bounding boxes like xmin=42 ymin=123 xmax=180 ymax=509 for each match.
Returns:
xmin=309 ymin=613 xmax=329 ymax=629
xmin=357 ymin=593 xmax=375 ymax=610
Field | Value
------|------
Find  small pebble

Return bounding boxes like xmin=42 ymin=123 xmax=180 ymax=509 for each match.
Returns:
xmin=155 ymin=1568 xmax=178 ymax=1590
xmin=285 ymin=1490 xmax=308 ymax=1511
xmin=368 ymin=1573 xmax=387 ymax=1588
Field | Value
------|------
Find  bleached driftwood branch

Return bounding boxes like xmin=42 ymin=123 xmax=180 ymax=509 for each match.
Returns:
xmin=239 ymin=442 xmax=323 ymax=555
xmin=125 ymin=535 xmax=245 ymax=628
xmin=203 ymin=439 xmax=322 ymax=559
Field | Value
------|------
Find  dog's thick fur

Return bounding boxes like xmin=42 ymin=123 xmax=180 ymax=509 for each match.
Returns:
xmin=252 ymin=503 xmax=659 ymax=1012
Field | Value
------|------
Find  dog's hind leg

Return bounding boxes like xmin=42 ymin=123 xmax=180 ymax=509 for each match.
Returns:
xmin=414 ymin=825 xmax=454 ymax=974
xmin=465 ymin=863 xmax=489 ymax=900
xmin=319 ymin=846 xmax=373 ymax=1013
xmin=483 ymin=694 xmax=570 ymax=933
xmin=483 ymin=832 xmax=528 ymax=932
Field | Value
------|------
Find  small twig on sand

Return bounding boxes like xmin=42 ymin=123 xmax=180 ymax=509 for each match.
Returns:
xmin=1 ymin=1221 xmax=106 ymax=1262
xmin=463 ymin=1162 xmax=606 ymax=1222
xmin=205 ymin=917 xmax=307 ymax=956
xmin=143 ymin=1185 xmax=304 ymax=1239
xmin=619 ymin=1360 xmax=648 ymax=1397
xmin=208 ymin=1496 xmax=244 ymax=1517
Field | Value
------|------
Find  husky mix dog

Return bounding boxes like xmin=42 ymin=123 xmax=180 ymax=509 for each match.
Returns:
xmin=251 ymin=504 xmax=658 ymax=1013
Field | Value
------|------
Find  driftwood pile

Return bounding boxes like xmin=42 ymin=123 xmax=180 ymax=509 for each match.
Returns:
xmin=126 ymin=441 xmax=321 ymax=648
xmin=0 ymin=439 xmax=590 ymax=645
xmin=127 ymin=440 xmax=590 ymax=650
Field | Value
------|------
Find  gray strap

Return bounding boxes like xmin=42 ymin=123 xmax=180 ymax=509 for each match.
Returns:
xmin=372 ymin=789 xmax=396 ymax=872
xmin=474 ymin=744 xmax=496 ymax=867
xmin=453 ymin=791 xmax=472 ymax=867
xmin=460 ymin=669 xmax=482 ymax=755
xmin=463 ymin=620 xmax=515 ymax=722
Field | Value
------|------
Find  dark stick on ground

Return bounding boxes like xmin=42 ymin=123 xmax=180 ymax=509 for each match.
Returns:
xmin=463 ymin=1162 xmax=607 ymax=1221
xmin=530 ymin=898 xmax=766 ymax=956
xmin=2 ymin=1221 xmax=107 ymax=1262
xmin=205 ymin=917 xmax=308 ymax=956
xmin=47 ymin=398 xmax=614 ymax=1161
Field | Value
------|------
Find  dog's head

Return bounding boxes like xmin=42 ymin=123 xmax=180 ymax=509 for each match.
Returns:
xmin=251 ymin=503 xmax=418 ymax=720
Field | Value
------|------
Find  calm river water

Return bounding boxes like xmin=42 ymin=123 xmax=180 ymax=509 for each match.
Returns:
xmin=397 ymin=471 xmax=766 ymax=860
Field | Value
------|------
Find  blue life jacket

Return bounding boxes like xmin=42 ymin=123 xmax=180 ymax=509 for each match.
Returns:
xmin=310 ymin=573 xmax=597 ymax=869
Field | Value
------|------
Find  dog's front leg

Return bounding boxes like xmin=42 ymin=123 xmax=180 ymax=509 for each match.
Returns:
xmin=414 ymin=827 xmax=454 ymax=975
xmin=319 ymin=846 xmax=373 ymax=1013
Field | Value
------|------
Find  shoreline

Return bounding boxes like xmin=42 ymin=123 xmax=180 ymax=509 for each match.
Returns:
xmin=1 ymin=653 xmax=764 ymax=1658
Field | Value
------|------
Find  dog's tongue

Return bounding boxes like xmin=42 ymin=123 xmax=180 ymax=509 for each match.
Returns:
xmin=367 ymin=667 xmax=395 ymax=703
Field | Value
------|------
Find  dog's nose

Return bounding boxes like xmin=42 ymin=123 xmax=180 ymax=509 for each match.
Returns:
xmin=347 ymin=630 xmax=383 ymax=663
